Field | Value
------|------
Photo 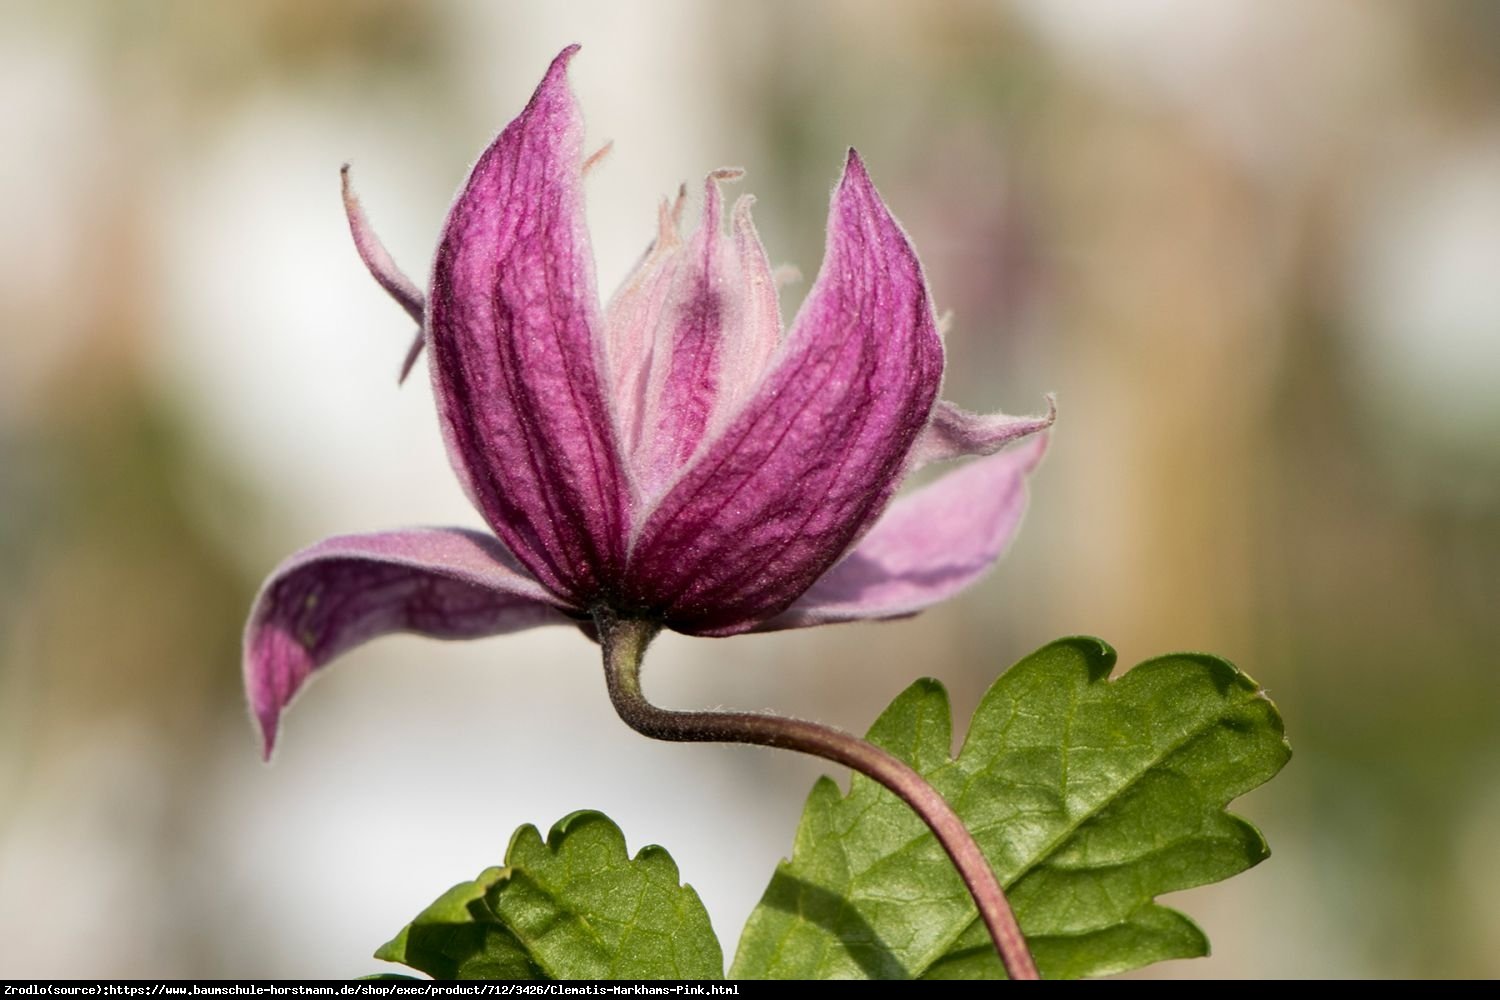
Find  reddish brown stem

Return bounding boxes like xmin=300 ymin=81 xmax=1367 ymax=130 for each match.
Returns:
xmin=595 ymin=610 xmax=1039 ymax=981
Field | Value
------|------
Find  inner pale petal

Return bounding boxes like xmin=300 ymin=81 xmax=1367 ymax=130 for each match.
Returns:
xmin=603 ymin=191 xmax=687 ymax=462
xmin=606 ymin=172 xmax=784 ymax=503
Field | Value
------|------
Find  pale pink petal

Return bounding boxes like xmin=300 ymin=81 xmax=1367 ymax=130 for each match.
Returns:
xmin=758 ymin=434 xmax=1048 ymax=630
xmin=626 ymin=150 xmax=944 ymax=635
xmin=244 ymin=528 xmax=572 ymax=757
xmin=633 ymin=175 xmax=729 ymax=493
xmin=427 ymin=45 xmax=629 ymax=604
xmin=714 ymin=193 xmax=782 ymax=430
xmin=635 ymin=173 xmax=738 ymax=496
xmin=604 ymin=190 xmax=687 ymax=461
xmin=614 ymin=174 xmax=785 ymax=502
xmin=910 ymin=394 xmax=1056 ymax=468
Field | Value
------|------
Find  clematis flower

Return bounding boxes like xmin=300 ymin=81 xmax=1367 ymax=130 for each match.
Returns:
xmin=243 ymin=45 xmax=1054 ymax=757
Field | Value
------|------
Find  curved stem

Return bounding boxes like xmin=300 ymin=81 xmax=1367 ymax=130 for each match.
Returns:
xmin=595 ymin=611 xmax=1039 ymax=981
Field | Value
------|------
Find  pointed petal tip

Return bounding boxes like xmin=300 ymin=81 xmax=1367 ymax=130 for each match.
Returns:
xmin=549 ymin=43 xmax=582 ymax=76
xmin=528 ymin=45 xmax=583 ymax=111
xmin=582 ymin=140 xmax=614 ymax=177
xmin=258 ymin=719 xmax=278 ymax=762
xmin=833 ymin=147 xmax=899 ymax=227
xmin=397 ymin=329 xmax=424 ymax=384
xmin=841 ymin=148 xmax=873 ymax=187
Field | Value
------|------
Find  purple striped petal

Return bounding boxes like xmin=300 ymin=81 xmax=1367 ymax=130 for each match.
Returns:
xmin=910 ymin=394 xmax=1056 ymax=468
xmin=757 ymin=434 xmax=1048 ymax=631
xmin=427 ymin=45 xmax=628 ymax=605
xmin=244 ymin=528 xmax=572 ymax=757
xmin=625 ymin=150 xmax=944 ymax=635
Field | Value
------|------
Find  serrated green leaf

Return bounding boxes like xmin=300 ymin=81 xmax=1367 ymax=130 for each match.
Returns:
xmin=374 ymin=866 xmax=542 ymax=980
xmin=730 ymin=637 xmax=1290 ymax=980
xmin=376 ymin=811 xmax=724 ymax=980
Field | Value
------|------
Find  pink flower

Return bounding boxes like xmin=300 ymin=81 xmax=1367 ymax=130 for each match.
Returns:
xmin=244 ymin=46 xmax=1053 ymax=756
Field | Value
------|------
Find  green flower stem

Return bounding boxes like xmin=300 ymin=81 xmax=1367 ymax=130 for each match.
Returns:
xmin=595 ymin=610 xmax=1039 ymax=982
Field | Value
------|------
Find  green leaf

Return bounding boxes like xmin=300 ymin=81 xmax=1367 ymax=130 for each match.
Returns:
xmin=374 ymin=866 xmax=539 ymax=980
xmin=356 ymin=974 xmax=422 ymax=981
xmin=730 ymin=637 xmax=1290 ymax=980
xmin=376 ymin=811 xmax=724 ymax=980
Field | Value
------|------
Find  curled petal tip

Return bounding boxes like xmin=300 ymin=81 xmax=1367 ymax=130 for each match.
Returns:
xmin=912 ymin=393 xmax=1057 ymax=469
xmin=340 ymin=162 xmax=425 ymax=327
xmin=243 ymin=529 xmax=570 ymax=758
xmin=550 ymin=43 xmax=582 ymax=74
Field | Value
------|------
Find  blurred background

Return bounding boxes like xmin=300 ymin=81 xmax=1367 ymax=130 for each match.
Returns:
xmin=2 ymin=0 xmax=1498 ymax=979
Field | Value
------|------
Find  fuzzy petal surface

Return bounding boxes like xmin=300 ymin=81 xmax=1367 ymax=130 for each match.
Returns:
xmin=632 ymin=174 xmax=782 ymax=499
xmin=244 ymin=528 xmax=571 ymax=756
xmin=758 ymin=434 xmax=1048 ymax=631
xmin=604 ymin=191 xmax=687 ymax=472
xmin=427 ymin=45 xmax=628 ymax=604
xmin=910 ymin=394 xmax=1056 ymax=469
xmin=626 ymin=151 xmax=944 ymax=634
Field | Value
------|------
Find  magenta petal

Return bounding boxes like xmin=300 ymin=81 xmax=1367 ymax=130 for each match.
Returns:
xmin=911 ymin=394 xmax=1056 ymax=468
xmin=626 ymin=151 xmax=944 ymax=634
xmin=758 ymin=434 xmax=1048 ymax=632
xmin=244 ymin=528 xmax=572 ymax=757
xmin=427 ymin=45 xmax=628 ymax=604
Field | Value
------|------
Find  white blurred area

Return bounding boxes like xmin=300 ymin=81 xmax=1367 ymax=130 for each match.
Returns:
xmin=2 ymin=0 xmax=1499 ymax=980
